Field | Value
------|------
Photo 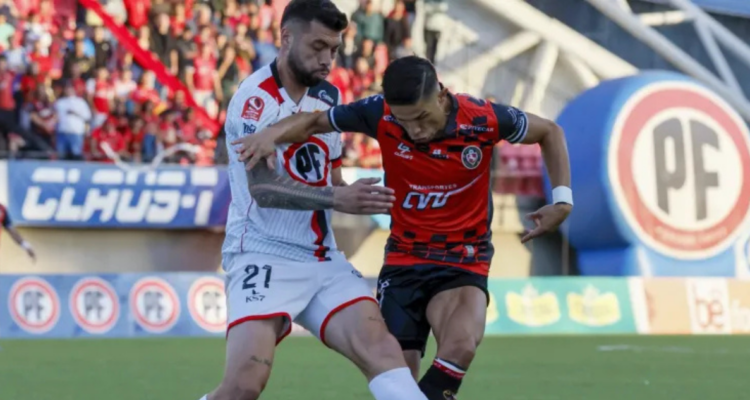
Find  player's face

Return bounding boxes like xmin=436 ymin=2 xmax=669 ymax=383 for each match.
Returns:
xmin=389 ymin=88 xmax=451 ymax=143
xmin=286 ymin=21 xmax=342 ymax=87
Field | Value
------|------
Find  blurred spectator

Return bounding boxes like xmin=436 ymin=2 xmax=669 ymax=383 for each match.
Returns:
xmin=352 ymin=0 xmax=384 ymax=44
xmin=424 ymin=0 xmax=448 ymax=64
xmin=338 ymin=23 xmax=358 ymax=70
xmin=0 ymin=13 xmax=14 ymax=50
xmin=150 ymin=12 xmax=179 ymax=76
xmin=87 ymin=67 xmax=114 ymax=128
xmin=90 ymin=116 xmax=129 ymax=162
xmin=54 ymin=81 xmax=91 ymax=160
xmin=92 ymin=26 xmax=112 ymax=70
xmin=384 ymin=1 xmax=411 ymax=61
xmin=0 ymin=54 xmax=16 ymax=152
xmin=63 ymin=38 xmax=94 ymax=79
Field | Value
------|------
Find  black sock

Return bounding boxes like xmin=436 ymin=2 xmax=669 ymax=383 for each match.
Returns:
xmin=418 ymin=358 xmax=466 ymax=400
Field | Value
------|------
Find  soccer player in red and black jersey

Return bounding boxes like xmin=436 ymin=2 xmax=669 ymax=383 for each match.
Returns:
xmin=234 ymin=56 xmax=573 ymax=400
xmin=0 ymin=203 xmax=36 ymax=264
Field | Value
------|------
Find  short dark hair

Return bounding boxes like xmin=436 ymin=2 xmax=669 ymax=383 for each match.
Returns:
xmin=281 ymin=0 xmax=348 ymax=32
xmin=382 ymin=56 xmax=439 ymax=106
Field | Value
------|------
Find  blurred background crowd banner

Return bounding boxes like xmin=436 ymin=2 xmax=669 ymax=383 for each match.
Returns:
xmin=3 ymin=0 xmax=750 ymax=338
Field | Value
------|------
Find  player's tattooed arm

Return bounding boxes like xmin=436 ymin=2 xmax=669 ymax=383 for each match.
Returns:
xmin=234 ymin=112 xmax=334 ymax=171
xmin=247 ymin=161 xmax=395 ymax=214
xmin=247 ymin=161 xmax=334 ymax=210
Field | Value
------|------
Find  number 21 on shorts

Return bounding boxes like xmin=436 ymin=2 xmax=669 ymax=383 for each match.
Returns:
xmin=243 ymin=264 xmax=273 ymax=290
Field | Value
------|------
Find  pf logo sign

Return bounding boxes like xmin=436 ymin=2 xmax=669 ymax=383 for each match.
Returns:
xmin=8 ymin=277 xmax=60 ymax=334
xmin=609 ymin=81 xmax=750 ymax=259
xmin=188 ymin=277 xmax=227 ymax=333
xmin=70 ymin=277 xmax=119 ymax=334
xmin=130 ymin=277 xmax=180 ymax=334
xmin=282 ymin=136 xmax=330 ymax=187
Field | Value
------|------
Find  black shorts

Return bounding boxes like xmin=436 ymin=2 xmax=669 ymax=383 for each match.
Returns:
xmin=376 ymin=264 xmax=489 ymax=357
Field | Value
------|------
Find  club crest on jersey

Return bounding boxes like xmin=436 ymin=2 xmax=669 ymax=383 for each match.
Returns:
xmin=461 ymin=146 xmax=482 ymax=169
xmin=241 ymin=96 xmax=265 ymax=121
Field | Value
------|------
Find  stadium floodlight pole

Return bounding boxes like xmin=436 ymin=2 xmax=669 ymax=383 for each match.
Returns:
xmin=584 ymin=0 xmax=750 ymax=122
xmin=473 ymin=0 xmax=638 ymax=80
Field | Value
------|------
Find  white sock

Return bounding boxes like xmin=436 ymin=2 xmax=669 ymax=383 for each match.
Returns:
xmin=369 ymin=367 xmax=428 ymax=400
xmin=198 ymin=396 xmax=207 ymax=400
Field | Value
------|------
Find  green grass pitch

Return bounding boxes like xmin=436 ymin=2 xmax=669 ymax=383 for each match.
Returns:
xmin=1 ymin=335 xmax=748 ymax=400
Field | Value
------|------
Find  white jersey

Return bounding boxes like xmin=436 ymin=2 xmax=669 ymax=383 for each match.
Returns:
xmin=222 ymin=60 xmax=344 ymax=263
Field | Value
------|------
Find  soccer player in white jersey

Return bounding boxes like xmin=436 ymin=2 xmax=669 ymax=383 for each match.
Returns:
xmin=197 ymin=2 xmax=430 ymax=400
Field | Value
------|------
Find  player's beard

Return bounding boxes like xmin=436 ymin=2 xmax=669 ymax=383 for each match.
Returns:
xmin=288 ymin=50 xmax=324 ymax=87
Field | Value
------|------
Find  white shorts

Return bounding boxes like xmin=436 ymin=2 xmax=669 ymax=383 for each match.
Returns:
xmin=224 ymin=252 xmax=375 ymax=345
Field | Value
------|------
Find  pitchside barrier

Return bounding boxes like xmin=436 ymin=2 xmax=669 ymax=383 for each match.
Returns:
xmin=1 ymin=274 xmax=747 ymax=338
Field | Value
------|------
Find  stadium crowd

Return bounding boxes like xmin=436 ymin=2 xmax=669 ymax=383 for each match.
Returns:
xmin=0 ymin=0 xmax=427 ymax=168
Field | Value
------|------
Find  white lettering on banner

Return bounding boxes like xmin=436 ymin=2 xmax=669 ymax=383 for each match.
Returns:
xmin=20 ymin=167 xmax=219 ymax=225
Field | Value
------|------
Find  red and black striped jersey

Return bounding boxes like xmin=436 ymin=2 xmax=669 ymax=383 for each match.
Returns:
xmin=328 ymin=93 xmax=529 ymax=275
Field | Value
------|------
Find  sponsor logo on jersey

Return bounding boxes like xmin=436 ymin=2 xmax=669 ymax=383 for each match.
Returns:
xmin=395 ymin=142 xmax=413 ymax=160
xmin=243 ymin=123 xmax=257 ymax=135
xmin=16 ymin=165 xmax=220 ymax=226
xmin=130 ymin=277 xmax=180 ymax=334
xmin=459 ymin=124 xmax=494 ymax=133
xmin=9 ymin=277 xmax=60 ymax=334
xmin=241 ymin=96 xmax=265 ymax=121
xmin=461 ymin=145 xmax=482 ymax=169
xmin=70 ymin=277 xmax=120 ymax=334
xmin=318 ymin=90 xmax=335 ymax=105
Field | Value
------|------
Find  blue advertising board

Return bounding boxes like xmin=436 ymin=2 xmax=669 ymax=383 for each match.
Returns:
xmin=0 ymin=273 xmax=381 ymax=339
xmin=6 ymin=160 xmax=230 ymax=228
xmin=555 ymin=72 xmax=750 ymax=277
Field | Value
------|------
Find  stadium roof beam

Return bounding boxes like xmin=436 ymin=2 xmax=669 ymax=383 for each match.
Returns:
xmin=638 ymin=11 xmax=691 ymax=26
xmin=584 ymin=0 xmax=750 ymax=121
xmin=560 ymin=54 xmax=601 ymax=89
xmin=520 ymin=41 xmax=559 ymax=114
xmin=473 ymin=0 xmax=638 ymax=81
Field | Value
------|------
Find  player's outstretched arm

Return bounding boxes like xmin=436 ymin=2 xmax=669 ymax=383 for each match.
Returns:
xmin=518 ymin=112 xmax=573 ymax=243
xmin=247 ymin=161 xmax=395 ymax=214
xmin=233 ymin=112 xmax=333 ymax=171
xmin=2 ymin=222 xmax=36 ymax=262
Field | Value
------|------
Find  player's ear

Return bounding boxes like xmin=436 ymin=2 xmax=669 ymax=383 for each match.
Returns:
xmin=280 ymin=26 xmax=293 ymax=48
xmin=436 ymin=85 xmax=450 ymax=106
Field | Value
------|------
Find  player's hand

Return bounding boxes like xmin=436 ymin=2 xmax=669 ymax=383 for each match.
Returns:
xmin=26 ymin=248 xmax=36 ymax=263
xmin=231 ymin=130 xmax=278 ymax=171
xmin=333 ymin=178 xmax=396 ymax=215
xmin=520 ymin=203 xmax=572 ymax=244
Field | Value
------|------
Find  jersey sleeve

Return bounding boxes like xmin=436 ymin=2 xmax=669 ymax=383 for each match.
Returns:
xmin=1 ymin=206 xmax=11 ymax=229
xmin=327 ymin=94 xmax=384 ymax=138
xmin=490 ymin=102 xmax=529 ymax=144
xmin=330 ymin=88 xmax=344 ymax=168
xmin=225 ymin=83 xmax=280 ymax=144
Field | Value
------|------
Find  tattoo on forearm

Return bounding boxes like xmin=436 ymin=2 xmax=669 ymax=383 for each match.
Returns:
xmin=247 ymin=161 xmax=334 ymax=210
xmin=249 ymin=355 xmax=273 ymax=367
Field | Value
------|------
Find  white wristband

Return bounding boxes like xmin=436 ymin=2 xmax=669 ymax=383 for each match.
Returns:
xmin=552 ymin=186 xmax=573 ymax=206
xmin=21 ymin=241 xmax=32 ymax=251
